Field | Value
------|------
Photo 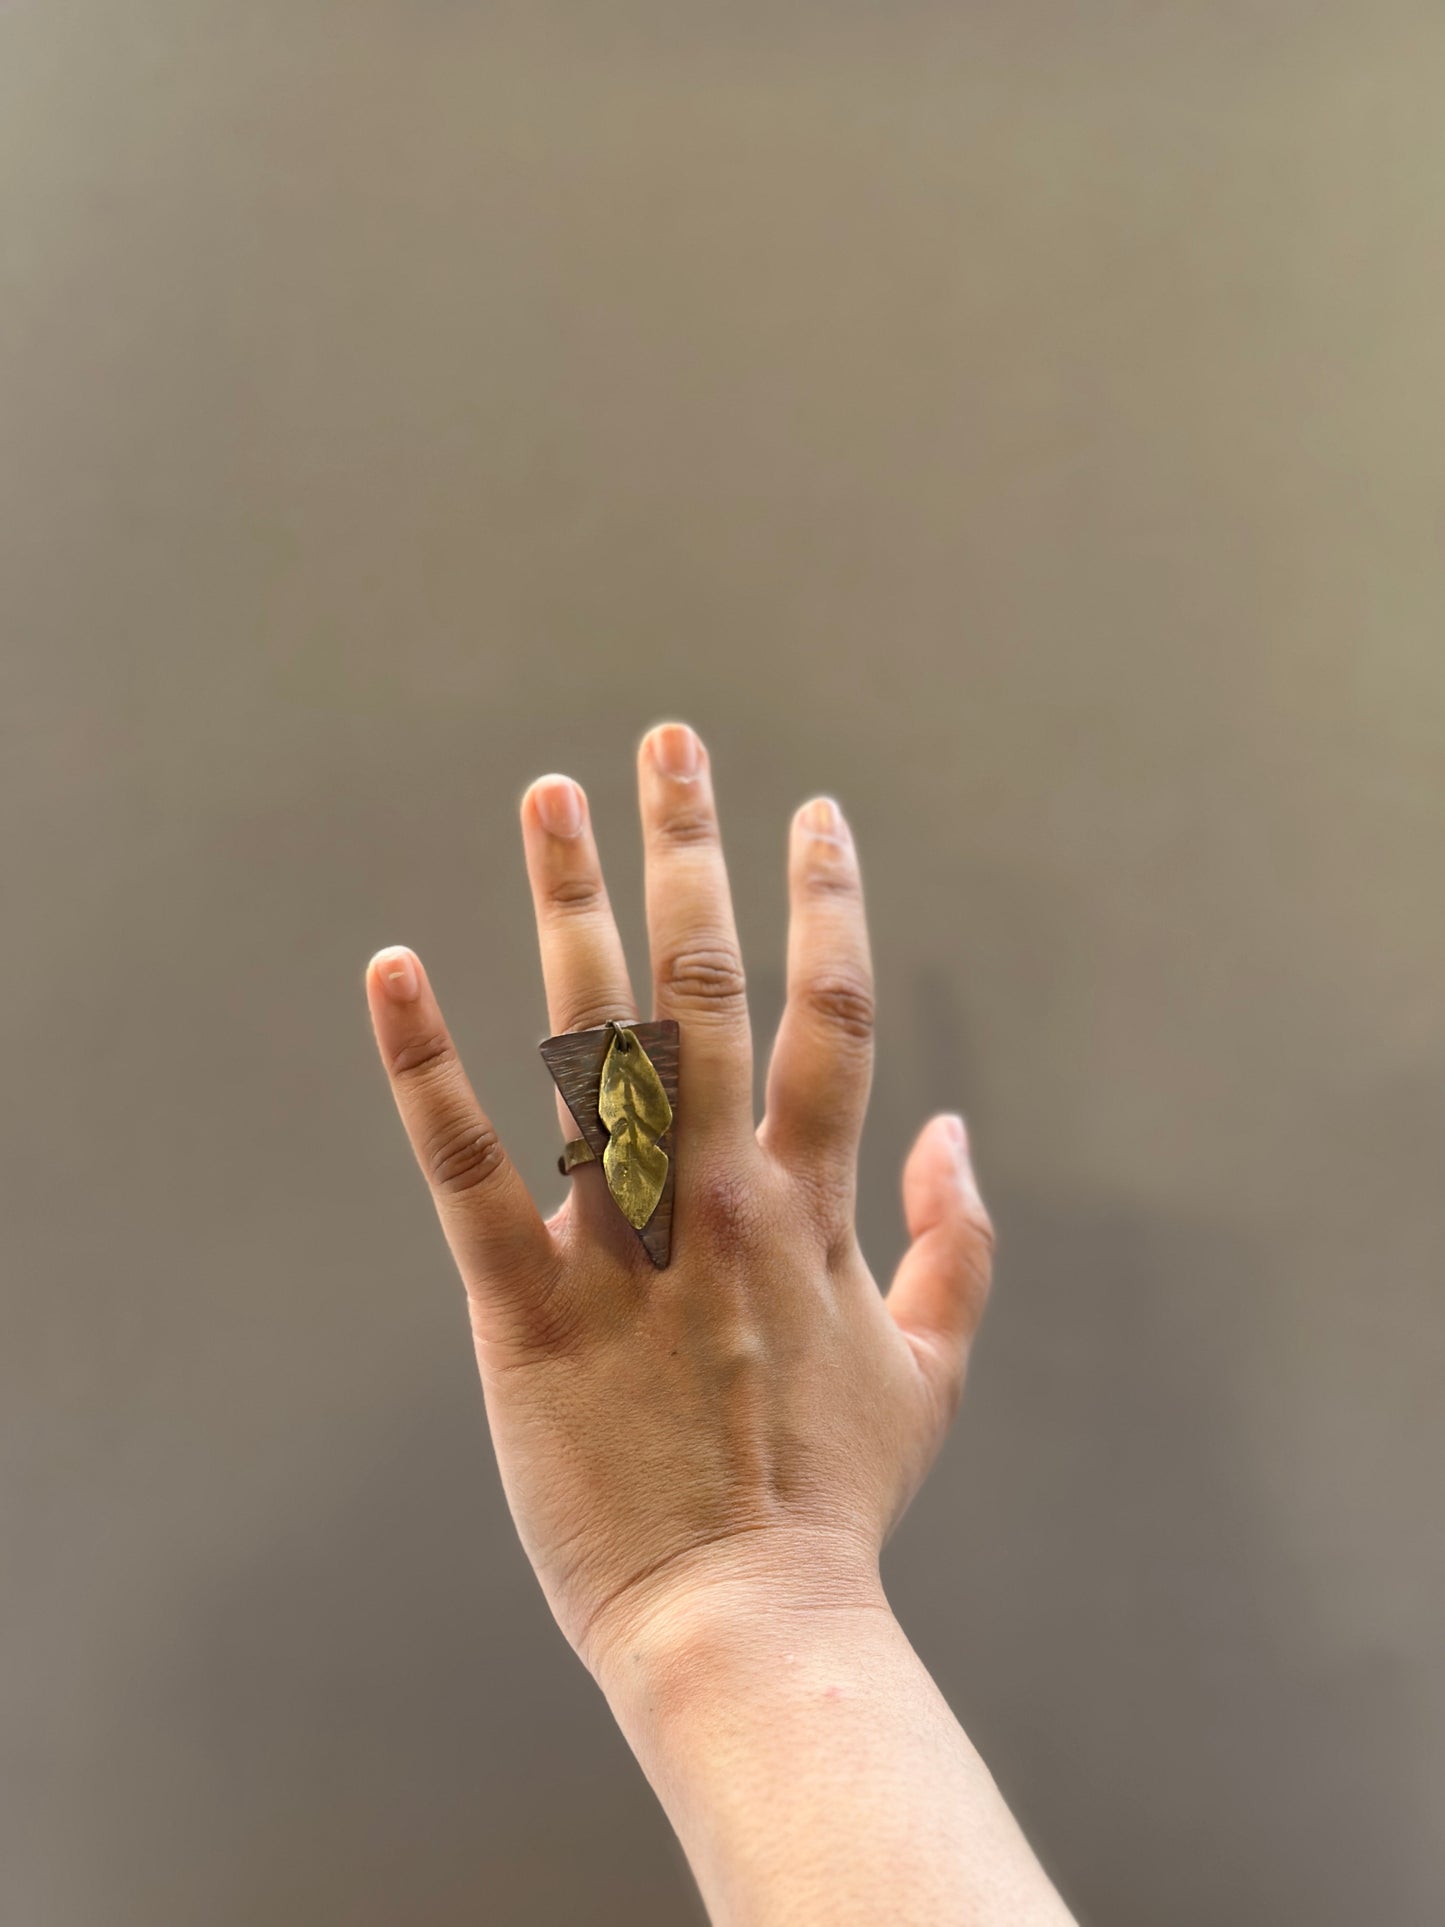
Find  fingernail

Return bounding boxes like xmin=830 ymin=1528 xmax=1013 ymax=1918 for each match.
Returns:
xmin=799 ymin=796 xmax=846 ymax=839
xmin=943 ymin=1113 xmax=968 ymax=1150
xmin=651 ymin=723 xmax=700 ymax=778
xmin=374 ymin=947 xmax=420 ymax=1004
xmin=534 ymin=776 xmax=583 ymax=837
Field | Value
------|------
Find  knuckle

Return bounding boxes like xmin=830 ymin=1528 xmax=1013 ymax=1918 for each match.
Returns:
xmin=657 ymin=805 xmax=718 ymax=848
xmin=389 ymin=1031 xmax=453 ymax=1079
xmin=708 ymin=1321 xmax=768 ymax=1383
xmin=781 ymin=1154 xmax=856 ymax=1250
xmin=822 ymin=1215 xmax=863 ymax=1273
xmin=800 ymin=857 xmax=859 ymax=899
xmin=934 ymin=1355 xmax=968 ymax=1426
xmin=690 ymin=1162 xmax=769 ymax=1252
xmin=425 ymin=1115 xmax=507 ymax=1197
xmin=966 ymin=1197 xmax=998 ymax=1266
xmin=910 ymin=1328 xmax=968 ymax=1426
xmin=473 ymin=1256 xmax=581 ymax=1361
xmin=953 ymin=1205 xmax=997 ymax=1319
xmin=545 ymin=871 xmax=606 ymax=916
xmin=802 ymin=971 xmax=875 ymax=1044
xmin=657 ymin=941 xmax=748 ymax=1011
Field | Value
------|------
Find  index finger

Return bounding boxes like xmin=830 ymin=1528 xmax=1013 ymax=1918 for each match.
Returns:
xmin=365 ymin=945 xmax=560 ymax=1324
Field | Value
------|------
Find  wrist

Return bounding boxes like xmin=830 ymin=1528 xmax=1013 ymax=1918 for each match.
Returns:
xmin=587 ymin=1532 xmax=1075 ymax=1927
xmin=585 ymin=1523 xmax=894 ymax=1737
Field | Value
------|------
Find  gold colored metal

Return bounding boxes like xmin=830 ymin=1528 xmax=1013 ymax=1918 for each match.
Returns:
xmin=597 ymin=1023 xmax=672 ymax=1228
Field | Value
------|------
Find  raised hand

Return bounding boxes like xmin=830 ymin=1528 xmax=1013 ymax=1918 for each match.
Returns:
xmin=365 ymin=720 xmax=992 ymax=1675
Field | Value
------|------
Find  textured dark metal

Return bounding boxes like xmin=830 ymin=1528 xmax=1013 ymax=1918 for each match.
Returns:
xmin=539 ymin=1018 xmax=679 ymax=1267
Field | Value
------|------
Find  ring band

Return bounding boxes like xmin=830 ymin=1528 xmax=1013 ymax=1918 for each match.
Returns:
xmin=557 ymin=1137 xmax=597 ymax=1176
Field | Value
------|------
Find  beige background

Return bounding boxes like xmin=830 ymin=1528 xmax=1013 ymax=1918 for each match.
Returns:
xmin=4 ymin=4 xmax=1443 ymax=1922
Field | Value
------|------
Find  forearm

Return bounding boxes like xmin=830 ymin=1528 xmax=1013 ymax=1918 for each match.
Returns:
xmin=597 ymin=1571 xmax=1075 ymax=1927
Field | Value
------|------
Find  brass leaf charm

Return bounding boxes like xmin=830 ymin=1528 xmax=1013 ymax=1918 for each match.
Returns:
xmin=597 ymin=1024 xmax=673 ymax=1228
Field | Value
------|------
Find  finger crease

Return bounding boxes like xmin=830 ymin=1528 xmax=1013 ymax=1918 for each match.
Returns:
xmin=426 ymin=1119 xmax=506 ymax=1195
xmin=390 ymin=1032 xmax=453 ymax=1078
xmin=546 ymin=875 xmax=606 ymax=914
xmin=656 ymin=809 xmax=717 ymax=847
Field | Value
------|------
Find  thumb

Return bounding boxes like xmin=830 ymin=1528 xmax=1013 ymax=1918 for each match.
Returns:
xmin=885 ymin=1113 xmax=996 ymax=1411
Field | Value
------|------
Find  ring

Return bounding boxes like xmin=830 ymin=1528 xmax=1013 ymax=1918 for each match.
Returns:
xmin=538 ymin=1017 xmax=680 ymax=1269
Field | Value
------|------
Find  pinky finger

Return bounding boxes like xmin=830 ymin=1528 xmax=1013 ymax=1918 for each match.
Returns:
xmin=365 ymin=946 xmax=559 ymax=1329
xmin=884 ymin=1113 xmax=996 ymax=1417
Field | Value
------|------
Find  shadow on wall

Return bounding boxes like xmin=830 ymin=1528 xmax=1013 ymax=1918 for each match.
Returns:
xmin=882 ymin=967 xmax=1423 ymax=1927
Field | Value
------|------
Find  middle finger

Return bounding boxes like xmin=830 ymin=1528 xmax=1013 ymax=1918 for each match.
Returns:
xmin=638 ymin=722 xmax=754 ymax=1151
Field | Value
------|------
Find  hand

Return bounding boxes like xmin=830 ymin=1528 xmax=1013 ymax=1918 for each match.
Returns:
xmin=364 ymin=721 xmax=995 ymax=1692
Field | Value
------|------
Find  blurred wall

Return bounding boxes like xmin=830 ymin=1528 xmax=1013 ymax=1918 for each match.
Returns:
xmin=4 ymin=5 xmax=1443 ymax=1923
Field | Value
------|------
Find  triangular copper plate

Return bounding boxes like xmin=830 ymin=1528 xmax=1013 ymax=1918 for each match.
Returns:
xmin=539 ymin=1019 xmax=679 ymax=1268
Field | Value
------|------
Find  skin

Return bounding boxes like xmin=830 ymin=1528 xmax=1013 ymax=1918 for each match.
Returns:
xmin=363 ymin=720 xmax=1075 ymax=1926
